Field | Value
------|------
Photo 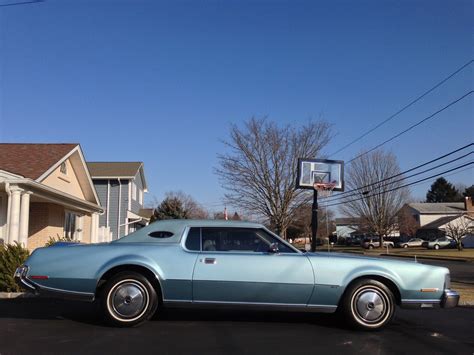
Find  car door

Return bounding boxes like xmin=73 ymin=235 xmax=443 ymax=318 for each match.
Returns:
xmin=190 ymin=227 xmax=314 ymax=305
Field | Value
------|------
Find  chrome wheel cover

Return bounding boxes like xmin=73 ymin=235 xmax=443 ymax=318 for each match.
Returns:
xmin=350 ymin=285 xmax=391 ymax=327
xmin=107 ymin=279 xmax=149 ymax=322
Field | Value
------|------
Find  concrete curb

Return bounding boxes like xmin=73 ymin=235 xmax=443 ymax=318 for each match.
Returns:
xmin=377 ymin=253 xmax=472 ymax=263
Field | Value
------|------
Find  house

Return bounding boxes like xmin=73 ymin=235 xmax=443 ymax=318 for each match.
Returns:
xmin=0 ymin=144 xmax=103 ymax=250
xmin=400 ymin=197 xmax=474 ymax=241
xmin=335 ymin=217 xmax=399 ymax=241
xmin=335 ymin=217 xmax=364 ymax=239
xmin=87 ymin=162 xmax=151 ymax=240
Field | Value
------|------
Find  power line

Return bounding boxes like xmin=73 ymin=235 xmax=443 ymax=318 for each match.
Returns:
xmin=325 ymin=161 xmax=473 ymax=208
xmin=321 ymin=143 xmax=473 ymax=201
xmin=329 ymin=59 xmax=474 ymax=157
xmin=345 ymin=91 xmax=473 ymax=165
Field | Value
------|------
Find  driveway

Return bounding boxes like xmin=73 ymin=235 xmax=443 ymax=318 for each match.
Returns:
xmin=0 ymin=298 xmax=472 ymax=354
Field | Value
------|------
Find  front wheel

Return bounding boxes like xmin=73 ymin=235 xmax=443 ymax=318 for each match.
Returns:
xmin=340 ymin=279 xmax=395 ymax=330
xmin=403 ymin=244 xmax=408 ymax=248
xmin=100 ymin=271 xmax=158 ymax=327
xmin=434 ymin=244 xmax=440 ymax=250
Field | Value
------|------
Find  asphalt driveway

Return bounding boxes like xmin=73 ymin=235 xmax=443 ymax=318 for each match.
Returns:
xmin=0 ymin=298 xmax=472 ymax=355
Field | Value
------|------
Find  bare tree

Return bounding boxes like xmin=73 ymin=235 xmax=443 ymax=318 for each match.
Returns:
xmin=444 ymin=214 xmax=473 ymax=251
xmin=164 ymin=191 xmax=209 ymax=219
xmin=215 ymin=117 xmax=332 ymax=238
xmin=340 ymin=149 xmax=410 ymax=247
xmin=287 ymin=204 xmax=335 ymax=243
xmin=397 ymin=205 xmax=419 ymax=238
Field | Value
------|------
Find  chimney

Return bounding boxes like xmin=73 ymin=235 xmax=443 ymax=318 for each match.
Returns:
xmin=465 ymin=196 xmax=474 ymax=216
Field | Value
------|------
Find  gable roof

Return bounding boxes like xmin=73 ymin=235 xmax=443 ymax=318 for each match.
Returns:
xmin=408 ymin=202 xmax=465 ymax=214
xmin=87 ymin=162 xmax=148 ymax=191
xmin=0 ymin=143 xmax=78 ymax=179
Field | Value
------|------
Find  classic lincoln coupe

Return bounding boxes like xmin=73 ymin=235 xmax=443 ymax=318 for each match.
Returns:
xmin=15 ymin=220 xmax=459 ymax=329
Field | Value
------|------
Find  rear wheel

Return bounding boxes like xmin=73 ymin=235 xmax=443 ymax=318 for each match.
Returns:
xmin=340 ymin=279 xmax=395 ymax=330
xmin=368 ymin=245 xmax=374 ymax=250
xmin=100 ymin=271 xmax=158 ymax=327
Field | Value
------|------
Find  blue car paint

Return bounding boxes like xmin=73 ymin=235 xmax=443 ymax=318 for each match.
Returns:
xmin=22 ymin=219 xmax=450 ymax=309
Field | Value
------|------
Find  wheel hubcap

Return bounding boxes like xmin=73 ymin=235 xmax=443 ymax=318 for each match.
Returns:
xmin=354 ymin=288 xmax=387 ymax=323
xmin=110 ymin=281 xmax=147 ymax=319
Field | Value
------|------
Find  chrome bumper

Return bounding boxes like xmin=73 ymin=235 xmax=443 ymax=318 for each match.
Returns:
xmin=401 ymin=289 xmax=460 ymax=309
xmin=14 ymin=266 xmax=36 ymax=293
xmin=441 ymin=289 xmax=460 ymax=308
xmin=14 ymin=266 xmax=94 ymax=302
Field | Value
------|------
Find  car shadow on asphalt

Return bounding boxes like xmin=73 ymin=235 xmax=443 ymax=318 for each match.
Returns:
xmin=0 ymin=297 xmax=351 ymax=330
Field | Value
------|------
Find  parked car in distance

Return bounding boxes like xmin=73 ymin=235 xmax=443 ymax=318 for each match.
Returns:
xmin=15 ymin=220 xmax=459 ymax=330
xmin=398 ymin=238 xmax=424 ymax=248
xmin=362 ymin=237 xmax=394 ymax=249
xmin=422 ymin=237 xmax=455 ymax=250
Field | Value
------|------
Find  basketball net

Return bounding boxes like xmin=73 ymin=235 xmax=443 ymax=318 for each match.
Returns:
xmin=313 ymin=182 xmax=336 ymax=198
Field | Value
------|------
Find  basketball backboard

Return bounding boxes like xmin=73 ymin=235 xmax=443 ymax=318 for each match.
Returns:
xmin=296 ymin=158 xmax=344 ymax=191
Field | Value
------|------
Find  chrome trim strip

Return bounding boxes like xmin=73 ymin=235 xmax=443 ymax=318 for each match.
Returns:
xmin=162 ymin=299 xmax=337 ymax=313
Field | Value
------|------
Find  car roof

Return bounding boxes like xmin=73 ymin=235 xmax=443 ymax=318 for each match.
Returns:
xmin=114 ymin=219 xmax=265 ymax=244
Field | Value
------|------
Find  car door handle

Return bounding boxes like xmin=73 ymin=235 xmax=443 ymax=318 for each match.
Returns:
xmin=203 ymin=258 xmax=216 ymax=264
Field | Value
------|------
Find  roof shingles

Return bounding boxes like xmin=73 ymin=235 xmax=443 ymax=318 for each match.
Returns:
xmin=0 ymin=143 xmax=78 ymax=180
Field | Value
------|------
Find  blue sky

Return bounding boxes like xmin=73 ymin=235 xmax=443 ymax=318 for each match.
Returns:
xmin=0 ymin=0 xmax=472 ymax=213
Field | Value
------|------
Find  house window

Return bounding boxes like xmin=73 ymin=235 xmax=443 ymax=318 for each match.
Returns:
xmin=132 ymin=182 xmax=137 ymax=200
xmin=138 ymin=189 xmax=143 ymax=205
xmin=60 ymin=162 xmax=67 ymax=175
xmin=64 ymin=211 xmax=77 ymax=240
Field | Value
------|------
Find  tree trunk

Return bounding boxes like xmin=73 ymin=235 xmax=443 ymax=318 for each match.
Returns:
xmin=458 ymin=243 xmax=463 ymax=251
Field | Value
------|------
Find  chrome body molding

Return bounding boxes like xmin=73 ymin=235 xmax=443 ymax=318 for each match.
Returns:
xmin=162 ymin=299 xmax=337 ymax=313
xmin=400 ymin=298 xmax=440 ymax=309
xmin=14 ymin=266 xmax=95 ymax=302
xmin=401 ymin=290 xmax=460 ymax=309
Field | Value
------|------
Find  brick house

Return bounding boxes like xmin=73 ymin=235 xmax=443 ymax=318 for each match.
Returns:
xmin=0 ymin=144 xmax=103 ymax=250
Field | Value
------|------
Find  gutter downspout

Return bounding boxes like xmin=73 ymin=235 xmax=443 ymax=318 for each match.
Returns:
xmin=117 ymin=178 xmax=122 ymax=239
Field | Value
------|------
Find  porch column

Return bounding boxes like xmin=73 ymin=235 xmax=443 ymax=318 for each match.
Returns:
xmin=75 ymin=215 xmax=84 ymax=241
xmin=8 ymin=188 xmax=22 ymax=244
xmin=18 ymin=192 xmax=32 ymax=247
xmin=90 ymin=213 xmax=99 ymax=243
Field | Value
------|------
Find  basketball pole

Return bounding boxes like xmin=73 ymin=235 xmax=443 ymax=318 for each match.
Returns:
xmin=311 ymin=188 xmax=318 ymax=252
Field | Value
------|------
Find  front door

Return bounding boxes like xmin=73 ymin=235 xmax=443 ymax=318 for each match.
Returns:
xmin=191 ymin=227 xmax=314 ymax=305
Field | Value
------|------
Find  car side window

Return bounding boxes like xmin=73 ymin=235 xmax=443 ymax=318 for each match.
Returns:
xmin=185 ymin=227 xmax=201 ymax=251
xmin=200 ymin=228 xmax=295 ymax=253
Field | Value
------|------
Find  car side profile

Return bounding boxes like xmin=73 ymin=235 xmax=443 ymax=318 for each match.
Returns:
xmin=398 ymin=238 xmax=424 ymax=248
xmin=15 ymin=220 xmax=459 ymax=330
xmin=422 ymin=237 xmax=455 ymax=250
xmin=361 ymin=237 xmax=394 ymax=249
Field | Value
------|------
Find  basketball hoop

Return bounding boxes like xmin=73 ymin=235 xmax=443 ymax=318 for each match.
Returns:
xmin=313 ymin=182 xmax=336 ymax=198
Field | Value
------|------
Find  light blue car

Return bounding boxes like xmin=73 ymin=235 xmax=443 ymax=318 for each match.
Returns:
xmin=15 ymin=220 xmax=459 ymax=330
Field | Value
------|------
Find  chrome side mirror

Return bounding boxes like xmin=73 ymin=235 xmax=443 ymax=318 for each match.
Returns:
xmin=268 ymin=242 xmax=279 ymax=253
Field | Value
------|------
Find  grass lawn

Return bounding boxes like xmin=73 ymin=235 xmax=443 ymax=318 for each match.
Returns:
xmin=453 ymin=282 xmax=474 ymax=306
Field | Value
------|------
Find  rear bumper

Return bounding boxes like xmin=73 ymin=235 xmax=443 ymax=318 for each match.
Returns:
xmin=14 ymin=266 xmax=94 ymax=302
xmin=401 ymin=289 xmax=460 ymax=309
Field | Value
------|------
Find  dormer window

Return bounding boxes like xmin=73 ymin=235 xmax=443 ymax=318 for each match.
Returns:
xmin=60 ymin=162 xmax=67 ymax=175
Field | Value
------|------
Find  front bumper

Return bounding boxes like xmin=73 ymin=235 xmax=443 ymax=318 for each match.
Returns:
xmin=401 ymin=289 xmax=460 ymax=309
xmin=441 ymin=289 xmax=460 ymax=308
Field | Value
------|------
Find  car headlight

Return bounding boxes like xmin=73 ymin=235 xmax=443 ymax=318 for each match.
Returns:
xmin=444 ymin=274 xmax=451 ymax=290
